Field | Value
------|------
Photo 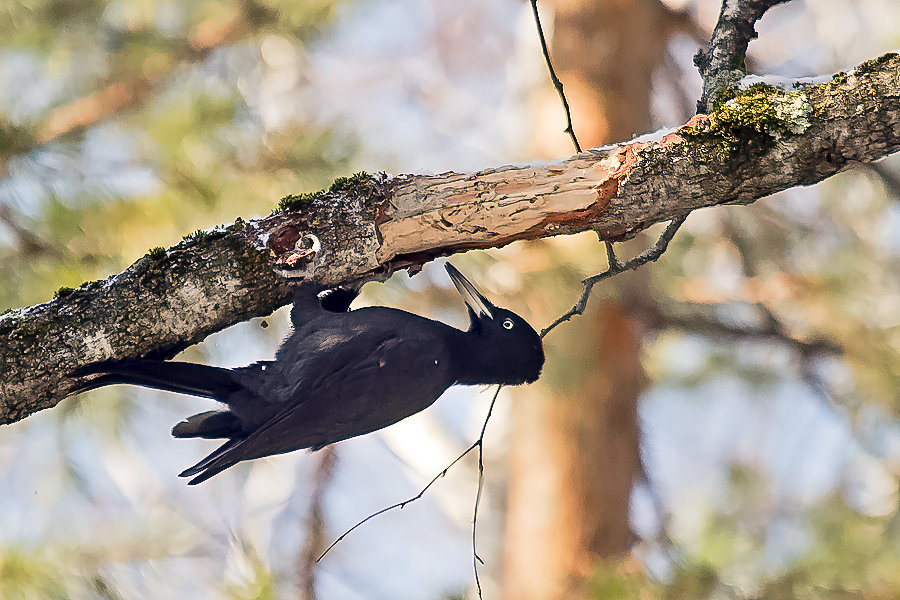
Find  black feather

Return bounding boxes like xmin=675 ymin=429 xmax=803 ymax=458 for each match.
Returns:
xmin=171 ymin=410 xmax=242 ymax=439
xmin=72 ymin=265 xmax=544 ymax=484
xmin=74 ymin=360 xmax=245 ymax=399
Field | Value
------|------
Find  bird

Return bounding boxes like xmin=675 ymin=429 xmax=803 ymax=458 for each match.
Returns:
xmin=74 ymin=263 xmax=545 ymax=485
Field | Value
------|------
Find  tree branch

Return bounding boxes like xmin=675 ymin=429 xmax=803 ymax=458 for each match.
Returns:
xmin=2 ymin=54 xmax=899 ymax=425
xmin=529 ymin=0 xmax=582 ymax=153
xmin=695 ymin=0 xmax=791 ymax=112
xmin=33 ymin=3 xmax=275 ymax=145
xmin=631 ymin=300 xmax=843 ymax=359
xmin=541 ymin=216 xmax=687 ymax=337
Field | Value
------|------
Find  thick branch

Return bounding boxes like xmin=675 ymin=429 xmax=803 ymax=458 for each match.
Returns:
xmin=1 ymin=54 xmax=899 ymax=425
xmin=695 ymin=0 xmax=791 ymax=112
xmin=629 ymin=299 xmax=843 ymax=358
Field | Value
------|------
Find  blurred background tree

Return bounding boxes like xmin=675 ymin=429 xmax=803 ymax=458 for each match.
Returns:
xmin=1 ymin=1 xmax=898 ymax=599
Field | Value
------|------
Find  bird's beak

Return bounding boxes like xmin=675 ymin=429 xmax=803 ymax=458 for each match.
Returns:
xmin=445 ymin=263 xmax=494 ymax=320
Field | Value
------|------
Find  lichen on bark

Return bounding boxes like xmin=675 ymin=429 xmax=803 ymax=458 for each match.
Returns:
xmin=1 ymin=53 xmax=899 ymax=426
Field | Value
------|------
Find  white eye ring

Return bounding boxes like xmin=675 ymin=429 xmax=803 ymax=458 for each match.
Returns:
xmin=502 ymin=318 xmax=514 ymax=330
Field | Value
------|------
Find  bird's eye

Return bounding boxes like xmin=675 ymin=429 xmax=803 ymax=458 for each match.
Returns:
xmin=502 ymin=318 xmax=514 ymax=330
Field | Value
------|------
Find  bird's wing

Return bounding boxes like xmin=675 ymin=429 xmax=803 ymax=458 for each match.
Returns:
xmin=181 ymin=324 xmax=449 ymax=484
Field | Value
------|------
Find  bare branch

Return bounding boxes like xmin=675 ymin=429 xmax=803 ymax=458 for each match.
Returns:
xmin=0 ymin=205 xmax=59 ymax=257
xmin=529 ymin=0 xmax=582 ymax=153
xmin=34 ymin=5 xmax=273 ymax=145
xmin=316 ymin=386 xmax=503 ymax=573
xmin=299 ymin=446 xmax=337 ymax=600
xmin=2 ymin=53 xmax=899 ymax=426
xmin=636 ymin=297 xmax=892 ymax=474
xmin=636 ymin=302 xmax=843 ymax=358
xmin=541 ymin=216 xmax=687 ymax=338
xmin=695 ymin=0 xmax=792 ymax=112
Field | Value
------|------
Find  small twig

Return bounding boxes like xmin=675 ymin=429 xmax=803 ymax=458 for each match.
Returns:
xmin=300 ymin=445 xmax=337 ymax=600
xmin=471 ymin=385 xmax=501 ymax=600
xmin=541 ymin=216 xmax=687 ymax=338
xmin=604 ymin=240 xmax=620 ymax=271
xmin=316 ymin=386 xmax=503 ymax=567
xmin=529 ymin=0 xmax=582 ymax=153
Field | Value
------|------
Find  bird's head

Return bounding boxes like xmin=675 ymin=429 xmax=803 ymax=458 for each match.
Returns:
xmin=445 ymin=263 xmax=545 ymax=385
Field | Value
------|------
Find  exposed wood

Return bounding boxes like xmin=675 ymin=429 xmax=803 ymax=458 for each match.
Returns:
xmin=1 ymin=54 xmax=899 ymax=426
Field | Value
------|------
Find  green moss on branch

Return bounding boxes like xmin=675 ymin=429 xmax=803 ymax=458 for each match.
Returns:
xmin=277 ymin=171 xmax=374 ymax=211
xmin=679 ymin=84 xmax=813 ymax=159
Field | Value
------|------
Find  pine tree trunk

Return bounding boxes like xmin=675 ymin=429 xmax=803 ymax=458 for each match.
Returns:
xmin=502 ymin=1 xmax=670 ymax=597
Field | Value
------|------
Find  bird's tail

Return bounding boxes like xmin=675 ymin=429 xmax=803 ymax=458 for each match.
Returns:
xmin=171 ymin=410 xmax=242 ymax=439
xmin=72 ymin=359 xmax=275 ymax=484
xmin=178 ymin=439 xmax=243 ymax=485
xmin=73 ymin=359 xmax=244 ymax=400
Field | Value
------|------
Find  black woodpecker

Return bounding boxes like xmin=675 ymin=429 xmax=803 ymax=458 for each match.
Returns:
xmin=74 ymin=263 xmax=544 ymax=484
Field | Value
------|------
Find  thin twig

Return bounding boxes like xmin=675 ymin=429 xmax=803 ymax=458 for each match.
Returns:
xmin=529 ymin=0 xmax=582 ymax=153
xmin=541 ymin=216 xmax=687 ymax=338
xmin=315 ymin=214 xmax=686 ymax=586
xmin=300 ymin=445 xmax=337 ymax=600
xmin=471 ymin=385 xmax=502 ymax=600
xmin=604 ymin=240 xmax=620 ymax=271
xmin=316 ymin=386 xmax=503 ymax=565
xmin=315 ymin=440 xmax=477 ymax=562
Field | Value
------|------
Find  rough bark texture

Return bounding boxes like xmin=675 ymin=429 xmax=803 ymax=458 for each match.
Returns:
xmin=695 ymin=0 xmax=791 ymax=112
xmin=380 ymin=55 xmax=900 ymax=257
xmin=1 ymin=54 xmax=899 ymax=426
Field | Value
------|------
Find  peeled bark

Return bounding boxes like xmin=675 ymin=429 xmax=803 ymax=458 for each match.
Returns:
xmin=1 ymin=53 xmax=899 ymax=426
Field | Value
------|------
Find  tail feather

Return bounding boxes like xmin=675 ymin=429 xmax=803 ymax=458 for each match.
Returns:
xmin=74 ymin=360 xmax=243 ymax=399
xmin=73 ymin=358 xmax=279 ymax=485
xmin=179 ymin=439 xmax=243 ymax=485
xmin=186 ymin=460 xmax=241 ymax=485
xmin=172 ymin=410 xmax=242 ymax=439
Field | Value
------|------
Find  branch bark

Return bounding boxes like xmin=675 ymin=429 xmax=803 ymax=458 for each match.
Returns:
xmin=695 ymin=0 xmax=791 ymax=112
xmin=1 ymin=53 xmax=898 ymax=425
